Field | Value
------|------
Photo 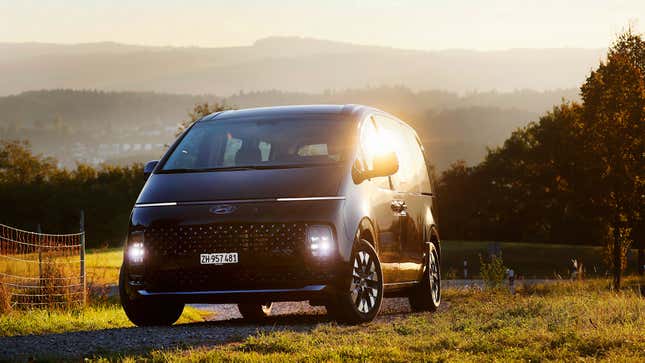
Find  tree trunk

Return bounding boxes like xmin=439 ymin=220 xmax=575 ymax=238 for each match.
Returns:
xmin=612 ymin=224 xmax=622 ymax=290
xmin=638 ymin=247 xmax=644 ymax=276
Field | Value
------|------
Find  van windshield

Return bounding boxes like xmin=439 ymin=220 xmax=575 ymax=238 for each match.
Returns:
xmin=160 ymin=117 xmax=356 ymax=172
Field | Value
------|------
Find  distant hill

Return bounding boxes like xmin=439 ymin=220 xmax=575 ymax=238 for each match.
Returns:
xmin=0 ymin=37 xmax=603 ymax=96
xmin=0 ymin=87 xmax=577 ymax=170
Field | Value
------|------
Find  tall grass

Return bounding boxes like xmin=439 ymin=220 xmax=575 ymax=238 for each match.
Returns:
xmin=0 ymin=275 xmax=10 ymax=314
xmin=105 ymin=278 xmax=644 ymax=362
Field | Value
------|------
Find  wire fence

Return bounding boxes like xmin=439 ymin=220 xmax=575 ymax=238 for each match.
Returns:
xmin=0 ymin=222 xmax=86 ymax=309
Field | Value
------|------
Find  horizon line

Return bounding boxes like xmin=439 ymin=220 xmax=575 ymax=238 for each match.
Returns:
xmin=0 ymin=36 xmax=607 ymax=53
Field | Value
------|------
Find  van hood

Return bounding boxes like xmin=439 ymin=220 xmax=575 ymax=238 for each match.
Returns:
xmin=136 ymin=165 xmax=348 ymax=204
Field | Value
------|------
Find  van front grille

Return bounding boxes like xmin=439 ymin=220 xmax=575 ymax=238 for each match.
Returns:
xmin=144 ymin=223 xmax=307 ymax=258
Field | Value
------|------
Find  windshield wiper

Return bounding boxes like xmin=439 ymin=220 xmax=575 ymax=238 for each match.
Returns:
xmin=160 ymin=163 xmax=337 ymax=173
xmin=159 ymin=166 xmax=256 ymax=173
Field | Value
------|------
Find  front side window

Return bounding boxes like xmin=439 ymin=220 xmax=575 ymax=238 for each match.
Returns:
xmin=161 ymin=117 xmax=356 ymax=172
xmin=358 ymin=116 xmax=391 ymax=189
xmin=374 ymin=116 xmax=430 ymax=194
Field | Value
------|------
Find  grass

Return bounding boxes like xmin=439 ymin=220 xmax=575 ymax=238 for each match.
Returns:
xmin=82 ymin=241 xmax=645 ymax=285
xmin=0 ymin=301 xmax=211 ymax=337
xmin=97 ymin=278 xmax=644 ymax=362
xmin=86 ymin=247 xmax=123 ymax=286
xmin=0 ymin=247 xmax=212 ymax=337
xmin=0 ymin=247 xmax=122 ymax=294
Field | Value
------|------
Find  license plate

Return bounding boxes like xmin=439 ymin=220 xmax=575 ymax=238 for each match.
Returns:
xmin=200 ymin=252 xmax=239 ymax=265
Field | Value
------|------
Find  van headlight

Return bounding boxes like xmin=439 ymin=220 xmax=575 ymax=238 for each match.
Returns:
xmin=127 ymin=231 xmax=145 ymax=264
xmin=307 ymin=225 xmax=334 ymax=257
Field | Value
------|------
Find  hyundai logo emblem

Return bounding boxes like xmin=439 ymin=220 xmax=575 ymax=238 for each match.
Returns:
xmin=210 ymin=205 xmax=237 ymax=215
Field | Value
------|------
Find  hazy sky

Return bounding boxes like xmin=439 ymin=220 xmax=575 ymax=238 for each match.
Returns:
xmin=0 ymin=0 xmax=642 ymax=50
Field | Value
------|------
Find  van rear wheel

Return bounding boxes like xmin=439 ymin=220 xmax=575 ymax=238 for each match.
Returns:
xmin=326 ymin=239 xmax=383 ymax=324
xmin=119 ymin=265 xmax=184 ymax=326
xmin=408 ymin=243 xmax=441 ymax=312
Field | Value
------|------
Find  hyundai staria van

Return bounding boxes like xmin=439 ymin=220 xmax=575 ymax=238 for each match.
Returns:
xmin=120 ymin=105 xmax=441 ymax=325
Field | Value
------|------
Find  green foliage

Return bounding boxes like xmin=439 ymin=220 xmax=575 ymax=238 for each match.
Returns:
xmin=609 ymin=26 xmax=645 ymax=73
xmin=0 ymin=140 xmax=56 ymax=184
xmin=479 ymin=253 xmax=507 ymax=287
xmin=0 ymin=140 xmax=144 ymax=247
xmin=437 ymin=29 xmax=644 ymax=287
xmin=577 ymin=32 xmax=645 ymax=288
xmin=175 ymin=101 xmax=234 ymax=137
xmin=437 ymin=103 xmax=593 ymax=244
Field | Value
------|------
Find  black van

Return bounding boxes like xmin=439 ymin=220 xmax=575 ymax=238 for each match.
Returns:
xmin=120 ymin=105 xmax=441 ymax=325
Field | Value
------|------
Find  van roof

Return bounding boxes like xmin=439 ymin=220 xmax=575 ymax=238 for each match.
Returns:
xmin=199 ymin=104 xmax=371 ymax=122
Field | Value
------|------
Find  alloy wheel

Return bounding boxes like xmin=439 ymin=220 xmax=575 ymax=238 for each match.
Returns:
xmin=429 ymin=249 xmax=441 ymax=304
xmin=350 ymin=250 xmax=381 ymax=314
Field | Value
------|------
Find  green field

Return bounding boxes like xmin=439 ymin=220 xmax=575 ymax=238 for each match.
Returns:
xmin=92 ymin=279 xmax=644 ymax=362
xmin=0 ymin=241 xmax=635 ymax=291
xmin=441 ymin=241 xmax=640 ymax=279
xmin=82 ymin=242 xmax=639 ymax=287
xmin=86 ymin=248 xmax=123 ymax=286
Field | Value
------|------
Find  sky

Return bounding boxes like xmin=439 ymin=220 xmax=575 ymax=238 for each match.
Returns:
xmin=0 ymin=0 xmax=642 ymax=50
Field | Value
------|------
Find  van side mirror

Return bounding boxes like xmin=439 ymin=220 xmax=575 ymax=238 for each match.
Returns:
xmin=143 ymin=160 xmax=159 ymax=180
xmin=353 ymin=152 xmax=399 ymax=183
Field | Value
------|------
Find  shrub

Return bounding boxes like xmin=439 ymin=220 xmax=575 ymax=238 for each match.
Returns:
xmin=479 ymin=252 xmax=507 ymax=288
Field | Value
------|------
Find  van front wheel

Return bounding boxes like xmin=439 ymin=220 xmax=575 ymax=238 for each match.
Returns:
xmin=326 ymin=239 xmax=383 ymax=324
xmin=119 ymin=265 xmax=184 ymax=326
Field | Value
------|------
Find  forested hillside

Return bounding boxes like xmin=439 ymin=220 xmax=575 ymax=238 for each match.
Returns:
xmin=0 ymin=37 xmax=603 ymax=96
xmin=0 ymin=87 xmax=577 ymax=170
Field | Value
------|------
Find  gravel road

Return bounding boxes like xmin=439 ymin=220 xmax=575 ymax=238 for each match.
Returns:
xmin=0 ymin=297 xmax=436 ymax=361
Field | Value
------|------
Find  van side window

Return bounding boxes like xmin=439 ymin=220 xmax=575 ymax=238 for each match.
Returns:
xmin=374 ymin=115 xmax=431 ymax=194
xmin=412 ymin=137 xmax=433 ymax=194
xmin=359 ymin=117 xmax=390 ymax=189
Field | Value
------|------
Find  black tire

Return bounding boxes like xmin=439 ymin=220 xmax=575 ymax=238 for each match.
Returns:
xmin=237 ymin=303 xmax=273 ymax=321
xmin=119 ymin=265 xmax=184 ymax=326
xmin=408 ymin=243 xmax=441 ymax=312
xmin=326 ymin=239 xmax=384 ymax=324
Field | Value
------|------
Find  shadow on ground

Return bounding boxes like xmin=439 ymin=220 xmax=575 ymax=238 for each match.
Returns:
xmin=0 ymin=298 xmax=419 ymax=361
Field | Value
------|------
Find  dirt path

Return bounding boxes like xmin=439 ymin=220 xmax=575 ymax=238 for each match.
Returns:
xmin=0 ymin=297 xmax=445 ymax=361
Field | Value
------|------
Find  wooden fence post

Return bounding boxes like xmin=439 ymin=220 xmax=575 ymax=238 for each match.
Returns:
xmin=80 ymin=210 xmax=86 ymax=306
xmin=37 ymin=224 xmax=42 ymax=296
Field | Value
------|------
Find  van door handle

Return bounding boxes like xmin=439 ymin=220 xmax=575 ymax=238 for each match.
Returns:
xmin=390 ymin=200 xmax=407 ymax=214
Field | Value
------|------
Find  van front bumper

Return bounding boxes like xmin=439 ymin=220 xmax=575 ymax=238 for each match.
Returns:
xmin=124 ymin=200 xmax=352 ymax=303
xmin=132 ymin=284 xmax=336 ymax=304
xmin=124 ymin=259 xmax=347 ymax=303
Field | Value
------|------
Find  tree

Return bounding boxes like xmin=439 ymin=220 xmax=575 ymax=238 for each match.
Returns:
xmin=0 ymin=140 xmax=144 ymax=246
xmin=436 ymin=102 xmax=592 ymax=244
xmin=0 ymin=140 xmax=56 ymax=184
xmin=175 ymin=102 xmax=234 ymax=137
xmin=577 ymin=39 xmax=645 ymax=288
xmin=436 ymin=161 xmax=480 ymax=240
xmin=609 ymin=27 xmax=645 ymax=74
xmin=479 ymin=102 xmax=591 ymax=244
xmin=435 ymin=29 xmax=643 ymax=288
xmin=607 ymin=28 xmax=645 ymax=277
